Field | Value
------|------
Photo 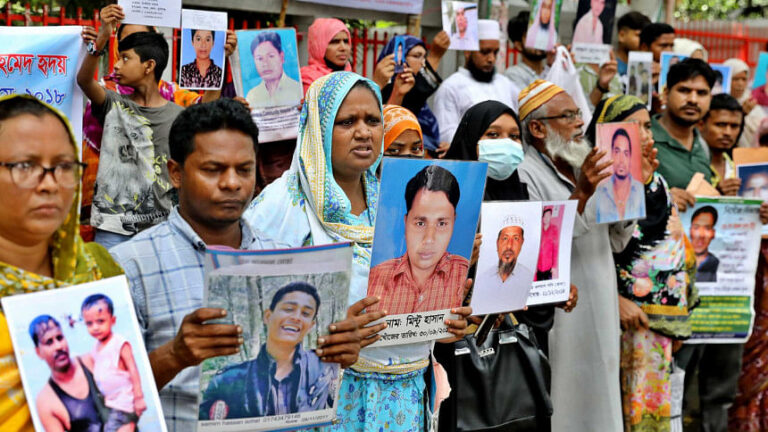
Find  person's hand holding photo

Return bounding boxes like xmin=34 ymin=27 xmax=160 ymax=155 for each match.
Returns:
xmin=316 ymin=296 xmax=388 ymax=367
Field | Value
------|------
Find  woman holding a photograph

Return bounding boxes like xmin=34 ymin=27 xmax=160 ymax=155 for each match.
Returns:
xmin=0 ymin=94 xmax=123 ymax=430
xmin=180 ymin=29 xmax=224 ymax=89
xmin=245 ymin=71 xmax=471 ymax=431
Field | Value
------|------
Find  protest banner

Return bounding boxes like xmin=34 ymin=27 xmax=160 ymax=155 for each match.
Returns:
xmin=368 ymin=158 xmax=486 ymax=346
xmin=199 ymin=244 xmax=352 ymax=431
xmin=594 ymin=122 xmax=646 ymax=224
xmin=527 ymin=200 xmax=577 ymax=306
xmin=472 ymin=201 xmax=541 ymax=314
xmin=734 ymin=147 xmax=768 ymax=237
xmin=2 ymin=276 xmax=167 ymax=432
xmin=231 ymin=29 xmax=302 ymax=143
xmin=0 ymin=26 xmax=85 ymax=148
xmin=118 ymin=0 xmax=182 ymax=28
xmin=682 ymin=196 xmax=762 ymax=343
xmin=297 ymin=0 xmax=424 ymax=14
xmin=179 ymin=9 xmax=228 ymax=90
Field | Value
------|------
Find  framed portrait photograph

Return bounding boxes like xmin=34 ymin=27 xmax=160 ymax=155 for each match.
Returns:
xmin=594 ymin=122 xmax=646 ymax=224
xmin=179 ymin=9 xmax=228 ymax=90
xmin=1 ymin=276 xmax=167 ymax=432
xmin=198 ymin=244 xmax=352 ymax=431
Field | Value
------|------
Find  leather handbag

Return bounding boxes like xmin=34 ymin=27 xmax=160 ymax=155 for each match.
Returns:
xmin=435 ymin=315 xmax=553 ymax=432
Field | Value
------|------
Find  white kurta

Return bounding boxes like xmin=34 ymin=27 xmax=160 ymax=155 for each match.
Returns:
xmin=432 ymin=67 xmax=521 ymax=144
xmin=517 ymin=144 xmax=634 ymax=432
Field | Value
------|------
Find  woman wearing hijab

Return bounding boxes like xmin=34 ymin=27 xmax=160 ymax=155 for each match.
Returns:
xmin=377 ymin=34 xmax=449 ymax=155
xmin=673 ymin=38 xmax=708 ymax=61
xmin=300 ymin=19 xmax=352 ymax=95
xmin=586 ymin=95 xmax=698 ymax=432
xmin=0 ymin=94 xmax=124 ymax=431
xmin=245 ymin=72 xmax=471 ymax=431
xmin=383 ymin=105 xmax=424 ymax=158
xmin=724 ymin=58 xmax=766 ymax=148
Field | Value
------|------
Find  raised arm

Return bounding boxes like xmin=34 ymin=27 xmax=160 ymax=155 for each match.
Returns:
xmin=120 ymin=341 xmax=147 ymax=417
xmin=77 ymin=5 xmax=124 ymax=107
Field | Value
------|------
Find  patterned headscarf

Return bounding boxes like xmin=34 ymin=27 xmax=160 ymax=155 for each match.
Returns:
xmin=383 ymin=105 xmax=422 ymax=151
xmin=585 ymin=95 xmax=647 ymax=146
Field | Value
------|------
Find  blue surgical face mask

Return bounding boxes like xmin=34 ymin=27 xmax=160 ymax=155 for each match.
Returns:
xmin=478 ymin=138 xmax=525 ymax=180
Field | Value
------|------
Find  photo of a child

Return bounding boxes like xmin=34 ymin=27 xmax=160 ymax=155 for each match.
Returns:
xmin=82 ymin=294 xmax=145 ymax=431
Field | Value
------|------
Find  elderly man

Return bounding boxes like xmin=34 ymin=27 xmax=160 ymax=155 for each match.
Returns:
xmin=434 ymin=19 xmax=521 ymax=144
xmin=516 ymin=79 xmax=636 ymax=431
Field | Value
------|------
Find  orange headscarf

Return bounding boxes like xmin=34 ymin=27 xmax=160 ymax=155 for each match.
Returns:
xmin=383 ymin=105 xmax=422 ymax=151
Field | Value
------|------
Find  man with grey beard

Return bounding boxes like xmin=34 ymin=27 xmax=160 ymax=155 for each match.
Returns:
xmin=516 ymin=79 xmax=635 ymax=432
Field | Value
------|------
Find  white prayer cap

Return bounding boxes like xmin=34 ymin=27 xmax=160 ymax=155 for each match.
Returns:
xmin=502 ymin=215 xmax=525 ymax=229
xmin=478 ymin=19 xmax=500 ymax=41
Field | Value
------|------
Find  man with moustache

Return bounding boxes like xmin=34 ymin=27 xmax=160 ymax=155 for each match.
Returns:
xmin=199 ymin=282 xmax=337 ymax=419
xmin=595 ymin=128 xmax=646 ymax=222
xmin=504 ymin=11 xmax=548 ymax=91
xmin=517 ymin=79 xmax=637 ymax=431
xmin=434 ymin=19 xmax=521 ymax=144
xmin=700 ymin=94 xmax=744 ymax=196
xmin=31 ymin=315 xmax=105 ymax=432
xmin=472 ymin=215 xmax=534 ymax=314
xmin=368 ymin=165 xmax=469 ymax=315
xmin=651 ymin=58 xmax=716 ymax=212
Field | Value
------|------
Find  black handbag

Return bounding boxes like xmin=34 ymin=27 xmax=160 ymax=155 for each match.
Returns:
xmin=435 ymin=315 xmax=553 ymax=432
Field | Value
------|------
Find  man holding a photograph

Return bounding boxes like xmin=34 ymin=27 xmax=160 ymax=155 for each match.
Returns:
xmin=595 ymin=128 xmax=645 ymax=222
xmin=30 ymin=315 xmax=104 ymax=432
xmin=246 ymin=31 xmax=302 ymax=108
xmin=475 ymin=216 xmax=534 ymax=312
xmin=369 ymin=165 xmax=469 ymax=315
xmin=200 ymin=282 xmax=336 ymax=419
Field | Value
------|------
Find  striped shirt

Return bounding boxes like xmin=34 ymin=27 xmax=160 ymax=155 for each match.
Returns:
xmin=109 ymin=206 xmax=287 ymax=432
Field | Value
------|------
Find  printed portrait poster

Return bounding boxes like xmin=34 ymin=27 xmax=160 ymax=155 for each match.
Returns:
xmin=118 ymin=0 xmax=182 ymax=28
xmin=298 ymin=0 xmax=424 ymax=14
xmin=525 ymin=0 xmax=563 ymax=51
xmin=754 ymin=52 xmax=768 ymax=89
xmin=737 ymin=162 xmax=768 ymax=236
xmin=1 ymin=276 xmax=167 ymax=432
xmin=368 ymin=158 xmax=487 ymax=347
xmin=471 ymin=201 xmax=542 ymax=314
xmin=528 ymin=200 xmax=577 ymax=306
xmin=626 ymin=51 xmax=653 ymax=109
xmin=442 ymin=1 xmax=479 ymax=51
xmin=199 ymin=244 xmax=353 ymax=431
xmin=571 ymin=0 xmax=617 ymax=64
xmin=710 ymin=63 xmax=732 ymax=96
xmin=231 ymin=28 xmax=302 ymax=143
xmin=179 ymin=9 xmax=227 ymax=90
xmin=0 ymin=26 xmax=86 ymax=149
xmin=659 ymin=51 xmax=688 ymax=94
xmin=682 ymin=197 xmax=761 ymax=343
xmin=594 ymin=122 xmax=646 ymax=224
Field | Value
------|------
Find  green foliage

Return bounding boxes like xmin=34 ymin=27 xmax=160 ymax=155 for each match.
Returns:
xmin=675 ymin=0 xmax=768 ymax=20
xmin=0 ymin=0 xmax=103 ymax=18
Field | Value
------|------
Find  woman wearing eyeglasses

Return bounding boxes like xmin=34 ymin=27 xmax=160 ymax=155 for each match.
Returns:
xmin=0 ymin=94 xmax=123 ymax=431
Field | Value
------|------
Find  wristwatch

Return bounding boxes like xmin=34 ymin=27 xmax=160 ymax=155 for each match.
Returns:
xmin=596 ymin=81 xmax=610 ymax=93
xmin=87 ymin=41 xmax=108 ymax=57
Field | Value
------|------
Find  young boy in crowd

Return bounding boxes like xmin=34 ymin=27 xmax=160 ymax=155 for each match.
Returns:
xmin=615 ymin=11 xmax=651 ymax=76
xmin=77 ymin=4 xmax=183 ymax=249
xmin=82 ymin=294 xmax=146 ymax=431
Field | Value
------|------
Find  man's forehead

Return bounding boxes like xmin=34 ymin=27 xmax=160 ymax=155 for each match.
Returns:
xmin=672 ymin=75 xmax=711 ymax=91
xmin=278 ymin=291 xmax=317 ymax=309
xmin=546 ymin=93 xmax=577 ymax=113
xmin=38 ymin=322 xmax=62 ymax=339
xmin=500 ymin=226 xmax=523 ymax=236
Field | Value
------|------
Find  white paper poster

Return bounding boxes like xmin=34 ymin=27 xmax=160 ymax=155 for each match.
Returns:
xmin=119 ymin=0 xmax=182 ymax=28
xmin=527 ymin=200 xmax=577 ymax=306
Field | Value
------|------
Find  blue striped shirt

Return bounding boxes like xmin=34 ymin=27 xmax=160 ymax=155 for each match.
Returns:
xmin=109 ymin=206 xmax=287 ymax=432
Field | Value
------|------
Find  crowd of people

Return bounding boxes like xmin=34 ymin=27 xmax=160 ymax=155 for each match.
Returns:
xmin=3 ymin=3 xmax=768 ymax=432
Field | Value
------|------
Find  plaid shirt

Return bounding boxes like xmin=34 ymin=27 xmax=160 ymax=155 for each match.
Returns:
xmin=368 ymin=252 xmax=469 ymax=315
xmin=109 ymin=207 xmax=287 ymax=432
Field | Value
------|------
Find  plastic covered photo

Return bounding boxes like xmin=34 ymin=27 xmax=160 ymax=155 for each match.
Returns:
xmin=1 ymin=276 xmax=166 ymax=432
xmin=572 ymin=0 xmax=617 ymax=45
xmin=442 ymin=1 xmax=479 ymax=51
xmin=179 ymin=29 xmax=226 ymax=90
xmin=626 ymin=51 xmax=653 ymax=108
xmin=237 ymin=28 xmax=303 ymax=109
xmin=595 ymin=122 xmax=646 ymax=224
xmin=471 ymin=201 xmax=542 ymax=314
xmin=198 ymin=245 xmax=351 ymax=431
xmin=525 ymin=0 xmax=562 ymax=51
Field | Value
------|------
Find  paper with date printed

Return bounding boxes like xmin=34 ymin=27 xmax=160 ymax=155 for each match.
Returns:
xmin=526 ymin=200 xmax=577 ymax=306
